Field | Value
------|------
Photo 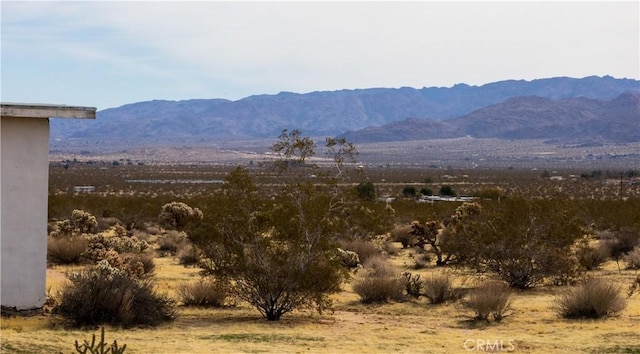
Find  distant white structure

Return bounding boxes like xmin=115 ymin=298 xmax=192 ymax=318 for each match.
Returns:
xmin=73 ymin=185 xmax=96 ymax=193
xmin=1 ymin=103 xmax=95 ymax=313
xmin=418 ymin=196 xmax=475 ymax=203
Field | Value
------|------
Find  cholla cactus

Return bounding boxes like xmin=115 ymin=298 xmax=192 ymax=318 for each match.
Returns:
xmin=159 ymin=202 xmax=203 ymax=229
xmin=71 ymin=209 xmax=98 ymax=234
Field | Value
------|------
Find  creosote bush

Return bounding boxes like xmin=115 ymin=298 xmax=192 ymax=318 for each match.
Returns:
xmin=353 ymin=256 xmax=405 ymax=304
xmin=55 ymin=260 xmax=175 ymax=327
xmin=465 ymin=281 xmax=512 ymax=322
xmin=554 ymin=278 xmax=627 ymax=319
xmin=176 ymin=278 xmax=230 ymax=307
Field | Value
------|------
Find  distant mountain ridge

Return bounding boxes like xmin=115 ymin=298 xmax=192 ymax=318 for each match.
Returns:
xmin=342 ymin=93 xmax=640 ymax=143
xmin=50 ymin=76 xmax=640 ymax=142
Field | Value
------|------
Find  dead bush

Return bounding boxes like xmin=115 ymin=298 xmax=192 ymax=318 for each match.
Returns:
xmin=465 ymin=281 xmax=512 ymax=322
xmin=55 ymin=260 xmax=175 ymax=327
xmin=554 ymin=278 xmax=627 ymax=319
xmin=176 ymin=278 xmax=230 ymax=307
xmin=47 ymin=235 xmax=87 ymax=265
xmin=353 ymin=256 xmax=405 ymax=303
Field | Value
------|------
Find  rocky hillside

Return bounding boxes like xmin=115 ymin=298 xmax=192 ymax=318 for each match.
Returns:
xmin=50 ymin=76 xmax=639 ymax=142
xmin=342 ymin=93 xmax=640 ymax=143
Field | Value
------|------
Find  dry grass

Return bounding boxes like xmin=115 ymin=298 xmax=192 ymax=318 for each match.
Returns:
xmin=2 ymin=252 xmax=640 ymax=353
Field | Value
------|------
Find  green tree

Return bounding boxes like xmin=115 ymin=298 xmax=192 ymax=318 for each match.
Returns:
xmin=270 ymin=129 xmax=315 ymax=169
xmin=439 ymin=185 xmax=456 ymax=197
xmin=402 ymin=186 xmax=417 ymax=198
xmin=356 ymin=181 xmax=376 ymax=200
xmin=193 ymin=168 xmax=347 ymax=320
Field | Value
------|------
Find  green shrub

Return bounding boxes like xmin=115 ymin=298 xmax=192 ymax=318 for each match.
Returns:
xmin=439 ymin=185 xmax=456 ymax=197
xmin=423 ymin=273 xmax=459 ymax=304
xmin=356 ymin=181 xmax=376 ymax=200
xmin=176 ymin=278 xmax=230 ymax=307
xmin=55 ymin=260 xmax=175 ymax=327
xmin=554 ymin=278 xmax=627 ymax=319
xmin=402 ymin=186 xmax=417 ymax=198
xmin=352 ymin=256 xmax=405 ymax=303
xmin=47 ymin=235 xmax=87 ymax=265
xmin=465 ymin=281 xmax=512 ymax=322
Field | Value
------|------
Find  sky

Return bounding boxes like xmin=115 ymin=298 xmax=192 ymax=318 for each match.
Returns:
xmin=1 ymin=1 xmax=639 ymax=110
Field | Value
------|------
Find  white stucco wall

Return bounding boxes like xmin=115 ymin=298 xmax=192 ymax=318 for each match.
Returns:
xmin=1 ymin=116 xmax=50 ymax=310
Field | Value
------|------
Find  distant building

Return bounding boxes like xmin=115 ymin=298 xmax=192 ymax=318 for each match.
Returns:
xmin=73 ymin=185 xmax=96 ymax=193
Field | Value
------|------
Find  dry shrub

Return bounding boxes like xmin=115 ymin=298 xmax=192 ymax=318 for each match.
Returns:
xmin=623 ymin=247 xmax=640 ymax=270
xmin=55 ymin=260 xmax=175 ymax=327
xmin=340 ymin=239 xmax=380 ymax=264
xmin=176 ymin=278 xmax=230 ymax=307
xmin=576 ymin=242 xmax=610 ymax=271
xmin=47 ymin=235 xmax=87 ymax=265
xmin=391 ymin=224 xmax=415 ymax=248
xmin=423 ymin=273 xmax=459 ymax=304
xmin=96 ymin=217 xmax=122 ymax=233
xmin=177 ymin=244 xmax=200 ymax=267
xmin=381 ymin=240 xmax=399 ymax=256
xmin=412 ymin=251 xmax=432 ymax=270
xmin=144 ymin=223 xmax=162 ymax=235
xmin=465 ymin=281 xmax=512 ymax=322
xmin=157 ymin=230 xmax=188 ymax=256
xmin=555 ymin=278 xmax=627 ymax=319
xmin=352 ymin=255 xmax=405 ymax=303
xmin=126 ymin=252 xmax=156 ymax=277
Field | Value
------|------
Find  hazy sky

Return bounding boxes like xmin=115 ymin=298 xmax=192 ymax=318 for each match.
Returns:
xmin=2 ymin=1 xmax=639 ymax=110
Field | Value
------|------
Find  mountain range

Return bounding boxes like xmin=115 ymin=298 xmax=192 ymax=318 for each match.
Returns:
xmin=50 ymin=75 xmax=640 ymax=143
